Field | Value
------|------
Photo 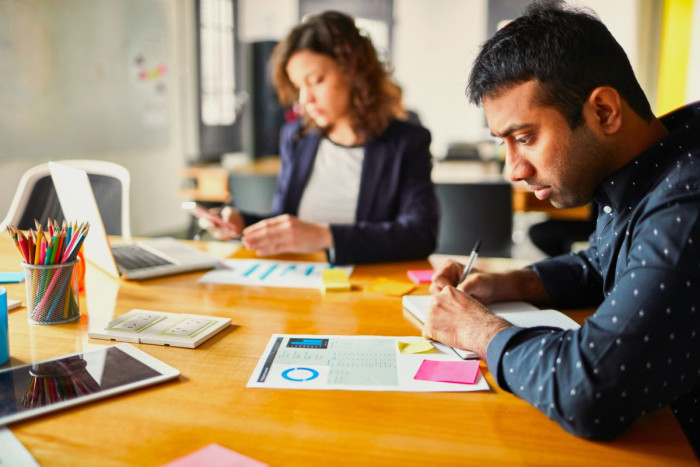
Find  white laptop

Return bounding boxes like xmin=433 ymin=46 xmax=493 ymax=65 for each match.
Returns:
xmin=49 ymin=161 xmax=220 ymax=280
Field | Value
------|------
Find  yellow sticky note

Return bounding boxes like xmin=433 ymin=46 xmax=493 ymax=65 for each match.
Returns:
xmin=321 ymin=269 xmax=350 ymax=292
xmin=397 ymin=339 xmax=435 ymax=354
xmin=367 ymin=277 xmax=416 ymax=296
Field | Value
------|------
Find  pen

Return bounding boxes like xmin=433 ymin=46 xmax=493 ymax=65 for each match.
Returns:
xmin=459 ymin=239 xmax=481 ymax=284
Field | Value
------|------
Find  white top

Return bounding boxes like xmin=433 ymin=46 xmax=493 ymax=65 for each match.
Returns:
xmin=297 ymin=138 xmax=364 ymax=224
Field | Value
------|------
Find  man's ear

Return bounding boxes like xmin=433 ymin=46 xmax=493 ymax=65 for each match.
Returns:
xmin=586 ymin=87 xmax=623 ymax=135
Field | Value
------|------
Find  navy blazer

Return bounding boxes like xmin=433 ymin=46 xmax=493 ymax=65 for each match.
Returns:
xmin=242 ymin=119 xmax=439 ymax=265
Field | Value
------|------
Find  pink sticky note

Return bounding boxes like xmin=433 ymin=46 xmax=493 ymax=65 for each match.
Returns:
xmin=163 ymin=444 xmax=268 ymax=467
xmin=407 ymin=269 xmax=434 ymax=284
xmin=414 ymin=359 xmax=481 ymax=384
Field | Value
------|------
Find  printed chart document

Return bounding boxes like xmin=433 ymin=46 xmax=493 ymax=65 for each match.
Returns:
xmin=198 ymin=259 xmax=353 ymax=289
xmin=248 ymin=334 xmax=490 ymax=392
xmin=402 ymin=296 xmax=581 ymax=359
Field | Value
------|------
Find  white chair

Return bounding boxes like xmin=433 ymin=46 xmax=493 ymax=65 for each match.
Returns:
xmin=0 ymin=160 xmax=132 ymax=240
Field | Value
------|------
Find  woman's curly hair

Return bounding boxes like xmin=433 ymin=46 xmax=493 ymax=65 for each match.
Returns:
xmin=270 ymin=10 xmax=405 ymax=141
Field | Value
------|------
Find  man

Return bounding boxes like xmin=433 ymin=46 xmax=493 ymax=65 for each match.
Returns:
xmin=423 ymin=0 xmax=699 ymax=450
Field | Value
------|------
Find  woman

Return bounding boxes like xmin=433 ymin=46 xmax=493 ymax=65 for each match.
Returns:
xmin=205 ymin=11 xmax=438 ymax=265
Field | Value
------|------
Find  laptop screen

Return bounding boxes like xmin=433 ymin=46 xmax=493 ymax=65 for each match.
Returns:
xmin=49 ymin=162 xmax=121 ymax=278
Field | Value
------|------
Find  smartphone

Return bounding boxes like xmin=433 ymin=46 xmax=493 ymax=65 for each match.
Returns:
xmin=180 ymin=201 xmax=233 ymax=229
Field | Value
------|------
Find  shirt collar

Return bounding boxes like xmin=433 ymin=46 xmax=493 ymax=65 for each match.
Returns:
xmin=593 ymin=102 xmax=700 ymax=212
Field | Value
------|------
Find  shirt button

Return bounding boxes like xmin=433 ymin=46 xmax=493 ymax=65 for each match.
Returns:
xmin=603 ymin=205 xmax=612 ymax=214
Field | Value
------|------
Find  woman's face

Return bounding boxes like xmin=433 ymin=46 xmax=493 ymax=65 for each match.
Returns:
xmin=285 ymin=50 xmax=353 ymax=131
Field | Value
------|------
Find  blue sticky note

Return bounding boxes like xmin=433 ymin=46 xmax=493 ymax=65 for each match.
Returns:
xmin=0 ymin=272 xmax=25 ymax=284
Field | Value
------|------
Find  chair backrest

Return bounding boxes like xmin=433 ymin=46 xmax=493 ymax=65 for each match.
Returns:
xmin=0 ymin=160 xmax=131 ymax=239
xmin=228 ymin=173 xmax=277 ymax=215
xmin=435 ymin=181 xmax=513 ymax=257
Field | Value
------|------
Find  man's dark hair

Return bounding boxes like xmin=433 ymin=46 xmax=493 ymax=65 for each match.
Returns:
xmin=467 ymin=0 xmax=653 ymax=127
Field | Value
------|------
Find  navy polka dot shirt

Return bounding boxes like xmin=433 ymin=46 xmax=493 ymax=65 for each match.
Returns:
xmin=486 ymin=102 xmax=700 ymax=454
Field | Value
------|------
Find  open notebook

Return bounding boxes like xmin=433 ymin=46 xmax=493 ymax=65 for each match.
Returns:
xmin=49 ymin=162 xmax=220 ymax=280
xmin=402 ymin=295 xmax=581 ymax=359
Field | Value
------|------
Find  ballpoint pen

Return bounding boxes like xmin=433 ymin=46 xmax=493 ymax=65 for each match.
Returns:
xmin=459 ymin=239 xmax=481 ymax=284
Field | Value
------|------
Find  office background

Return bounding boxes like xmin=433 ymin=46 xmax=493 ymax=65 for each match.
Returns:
xmin=0 ymin=0 xmax=698 ymax=238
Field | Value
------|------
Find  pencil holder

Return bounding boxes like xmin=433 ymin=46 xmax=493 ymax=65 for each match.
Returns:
xmin=23 ymin=260 xmax=80 ymax=325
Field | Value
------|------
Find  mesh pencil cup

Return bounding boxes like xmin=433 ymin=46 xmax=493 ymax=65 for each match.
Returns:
xmin=23 ymin=260 xmax=81 ymax=325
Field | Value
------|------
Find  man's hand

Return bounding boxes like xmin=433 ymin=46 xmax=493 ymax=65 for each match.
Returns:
xmin=430 ymin=259 xmax=502 ymax=304
xmin=429 ymin=259 xmax=464 ymax=293
xmin=422 ymin=286 xmax=513 ymax=360
xmin=431 ymin=260 xmax=553 ymax=306
xmin=241 ymin=214 xmax=333 ymax=256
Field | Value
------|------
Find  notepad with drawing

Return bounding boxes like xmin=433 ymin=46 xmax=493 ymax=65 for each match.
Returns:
xmin=402 ymin=295 xmax=581 ymax=359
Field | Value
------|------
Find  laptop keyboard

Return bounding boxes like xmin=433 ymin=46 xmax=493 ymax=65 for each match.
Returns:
xmin=112 ymin=244 xmax=174 ymax=272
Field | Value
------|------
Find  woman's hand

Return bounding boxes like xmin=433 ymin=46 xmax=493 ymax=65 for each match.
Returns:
xmin=241 ymin=214 xmax=333 ymax=256
xmin=198 ymin=206 xmax=244 ymax=240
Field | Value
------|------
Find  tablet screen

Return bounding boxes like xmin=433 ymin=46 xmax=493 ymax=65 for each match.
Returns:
xmin=0 ymin=345 xmax=179 ymax=425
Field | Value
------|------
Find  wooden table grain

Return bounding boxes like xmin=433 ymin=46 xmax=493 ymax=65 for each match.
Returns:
xmin=0 ymin=237 xmax=695 ymax=466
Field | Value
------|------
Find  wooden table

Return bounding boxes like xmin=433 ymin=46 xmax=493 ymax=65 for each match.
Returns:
xmin=1 ymin=238 xmax=695 ymax=465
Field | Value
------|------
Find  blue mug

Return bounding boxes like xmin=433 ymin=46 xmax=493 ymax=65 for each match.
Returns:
xmin=0 ymin=288 xmax=8 ymax=366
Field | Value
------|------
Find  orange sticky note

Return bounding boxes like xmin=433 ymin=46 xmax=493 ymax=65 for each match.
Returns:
xmin=367 ymin=277 xmax=416 ymax=296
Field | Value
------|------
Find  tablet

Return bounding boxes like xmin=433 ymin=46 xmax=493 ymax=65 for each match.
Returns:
xmin=0 ymin=344 xmax=180 ymax=426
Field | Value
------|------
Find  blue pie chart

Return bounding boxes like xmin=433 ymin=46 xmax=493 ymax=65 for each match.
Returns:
xmin=281 ymin=367 xmax=319 ymax=382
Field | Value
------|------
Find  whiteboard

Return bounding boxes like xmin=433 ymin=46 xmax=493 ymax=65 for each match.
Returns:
xmin=0 ymin=0 xmax=171 ymax=158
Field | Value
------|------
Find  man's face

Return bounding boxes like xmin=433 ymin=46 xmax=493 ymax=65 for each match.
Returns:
xmin=483 ymin=80 xmax=609 ymax=208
